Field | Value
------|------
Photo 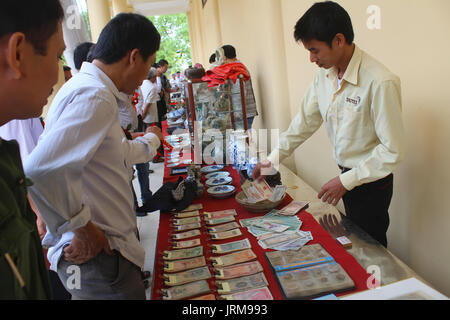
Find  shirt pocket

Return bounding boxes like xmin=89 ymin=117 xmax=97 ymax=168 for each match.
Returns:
xmin=340 ymin=104 xmax=370 ymax=140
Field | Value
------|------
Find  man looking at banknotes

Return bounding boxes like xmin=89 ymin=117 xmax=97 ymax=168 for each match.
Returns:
xmin=253 ymin=1 xmax=404 ymax=248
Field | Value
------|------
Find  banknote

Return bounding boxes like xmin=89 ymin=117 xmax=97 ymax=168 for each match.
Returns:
xmin=188 ymin=294 xmax=216 ymax=300
xmin=172 ymin=229 xmax=201 ymax=240
xmin=162 ymin=280 xmax=211 ymax=300
xmin=278 ymin=201 xmax=309 ymax=216
xmin=241 ymin=180 xmax=264 ymax=202
xmin=173 ymin=210 xmax=200 ymax=218
xmin=205 ymin=216 xmax=236 ymax=226
xmin=210 ymin=249 xmax=256 ymax=267
xmin=214 ymin=261 xmax=263 ymax=279
xmin=220 ymin=287 xmax=273 ymax=300
xmin=203 ymin=209 xmax=237 ymax=219
xmin=249 ymin=220 xmax=290 ymax=233
xmin=207 ymin=222 xmax=241 ymax=233
xmin=211 ymin=239 xmax=252 ymax=254
xmin=163 ymin=246 xmax=203 ymax=261
xmin=164 ymin=266 xmax=212 ymax=286
xmin=173 ymin=222 xmax=202 ymax=232
xmin=173 ymin=216 xmax=202 ymax=225
xmin=164 ymin=256 xmax=206 ymax=273
xmin=251 ymin=179 xmax=273 ymax=200
xmin=268 ymin=185 xmax=287 ymax=202
xmin=172 ymin=238 xmax=202 ymax=249
xmin=210 ymin=228 xmax=242 ymax=240
xmin=216 ymin=272 xmax=268 ymax=294
xmin=259 ymin=232 xmax=303 ymax=248
xmin=179 ymin=203 xmax=203 ymax=212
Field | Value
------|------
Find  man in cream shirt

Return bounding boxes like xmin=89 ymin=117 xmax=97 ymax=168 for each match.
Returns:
xmin=253 ymin=1 xmax=404 ymax=247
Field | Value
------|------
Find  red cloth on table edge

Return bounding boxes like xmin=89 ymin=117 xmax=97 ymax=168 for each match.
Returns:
xmin=151 ymin=160 xmax=373 ymax=300
xmin=201 ymin=62 xmax=250 ymax=88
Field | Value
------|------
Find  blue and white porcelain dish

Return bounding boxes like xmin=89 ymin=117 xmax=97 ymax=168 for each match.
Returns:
xmin=205 ymin=176 xmax=233 ymax=187
xmin=205 ymin=171 xmax=230 ymax=180
xmin=200 ymin=165 xmax=225 ymax=174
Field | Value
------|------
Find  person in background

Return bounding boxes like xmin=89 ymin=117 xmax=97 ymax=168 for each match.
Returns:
xmin=73 ymin=41 xmax=94 ymax=71
xmin=24 ymin=13 xmax=162 ymax=300
xmin=221 ymin=44 xmax=258 ymax=129
xmin=141 ymin=67 xmax=159 ymax=130
xmin=0 ymin=0 xmax=65 ymax=299
xmin=252 ymin=1 xmax=404 ymax=248
xmin=63 ymin=65 xmax=72 ymax=82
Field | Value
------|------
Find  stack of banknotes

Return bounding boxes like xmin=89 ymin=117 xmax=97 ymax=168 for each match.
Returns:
xmin=241 ymin=179 xmax=287 ymax=203
xmin=239 ymin=209 xmax=313 ymax=251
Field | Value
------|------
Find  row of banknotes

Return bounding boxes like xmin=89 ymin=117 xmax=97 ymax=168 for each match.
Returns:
xmin=160 ymin=207 xmax=273 ymax=300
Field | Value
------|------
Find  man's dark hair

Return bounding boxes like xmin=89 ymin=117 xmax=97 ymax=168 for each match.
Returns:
xmin=0 ymin=0 xmax=64 ymax=55
xmin=222 ymin=45 xmax=236 ymax=59
xmin=91 ymin=13 xmax=160 ymax=64
xmin=209 ymin=53 xmax=216 ymax=64
xmin=63 ymin=65 xmax=71 ymax=72
xmin=158 ymin=59 xmax=169 ymax=67
xmin=294 ymin=1 xmax=354 ymax=47
xmin=74 ymin=42 xmax=94 ymax=70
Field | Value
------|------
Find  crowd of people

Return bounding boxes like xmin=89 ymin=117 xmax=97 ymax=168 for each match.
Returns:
xmin=1 ymin=0 xmax=403 ymax=300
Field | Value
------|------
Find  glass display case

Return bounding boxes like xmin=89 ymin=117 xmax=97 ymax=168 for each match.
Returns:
xmin=183 ymin=77 xmax=249 ymax=164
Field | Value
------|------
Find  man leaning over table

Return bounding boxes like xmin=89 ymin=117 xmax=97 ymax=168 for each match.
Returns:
xmin=252 ymin=1 xmax=405 ymax=248
xmin=24 ymin=13 xmax=162 ymax=300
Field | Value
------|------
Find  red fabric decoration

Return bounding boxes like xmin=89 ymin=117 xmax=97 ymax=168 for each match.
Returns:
xmin=201 ymin=62 xmax=250 ymax=88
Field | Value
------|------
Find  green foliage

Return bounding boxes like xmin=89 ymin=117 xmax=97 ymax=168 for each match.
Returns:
xmin=148 ymin=13 xmax=192 ymax=74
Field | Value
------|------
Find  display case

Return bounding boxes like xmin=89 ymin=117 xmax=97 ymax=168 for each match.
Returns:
xmin=183 ymin=77 xmax=249 ymax=164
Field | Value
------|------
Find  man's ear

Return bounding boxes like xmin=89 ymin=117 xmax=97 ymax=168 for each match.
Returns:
xmin=5 ymin=32 xmax=27 ymax=79
xmin=334 ymin=33 xmax=346 ymax=47
xmin=129 ymin=48 xmax=140 ymax=66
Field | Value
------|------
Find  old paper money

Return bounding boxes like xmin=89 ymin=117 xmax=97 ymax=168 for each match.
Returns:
xmin=207 ymin=222 xmax=241 ymax=234
xmin=220 ymin=287 xmax=273 ymax=300
xmin=162 ymin=280 xmax=210 ymax=300
xmin=216 ymin=272 xmax=268 ymax=294
xmin=210 ymin=228 xmax=242 ymax=240
xmin=164 ymin=266 xmax=212 ymax=286
xmin=278 ymin=201 xmax=309 ymax=216
xmin=173 ymin=210 xmax=200 ymax=219
xmin=188 ymin=294 xmax=216 ymax=300
xmin=172 ymin=238 xmax=202 ymax=249
xmin=163 ymin=246 xmax=203 ymax=261
xmin=205 ymin=216 xmax=236 ymax=226
xmin=173 ymin=222 xmax=202 ymax=232
xmin=211 ymin=239 xmax=252 ymax=254
xmin=172 ymin=229 xmax=201 ymax=240
xmin=210 ymin=249 xmax=257 ymax=267
xmin=204 ymin=209 xmax=237 ymax=219
xmin=214 ymin=261 xmax=263 ymax=279
xmin=164 ymin=256 xmax=206 ymax=273
xmin=173 ymin=216 xmax=202 ymax=225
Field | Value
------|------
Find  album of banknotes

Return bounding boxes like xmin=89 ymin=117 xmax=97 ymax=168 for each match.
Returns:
xmin=265 ymin=244 xmax=355 ymax=299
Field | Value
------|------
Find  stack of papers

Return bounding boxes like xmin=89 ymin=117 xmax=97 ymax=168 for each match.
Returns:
xmin=239 ymin=210 xmax=313 ymax=251
xmin=241 ymin=180 xmax=287 ymax=203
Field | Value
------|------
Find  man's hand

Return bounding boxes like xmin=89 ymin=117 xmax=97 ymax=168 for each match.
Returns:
xmin=145 ymin=125 xmax=163 ymax=141
xmin=63 ymin=221 xmax=112 ymax=264
xmin=318 ymin=176 xmax=348 ymax=206
xmin=252 ymin=160 xmax=274 ymax=182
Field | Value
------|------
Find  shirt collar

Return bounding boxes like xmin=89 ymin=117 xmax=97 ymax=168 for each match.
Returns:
xmin=326 ymin=44 xmax=362 ymax=86
xmin=79 ymin=62 xmax=124 ymax=102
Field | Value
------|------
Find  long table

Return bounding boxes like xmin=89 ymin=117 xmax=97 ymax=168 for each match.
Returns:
xmin=149 ymin=122 xmax=408 ymax=300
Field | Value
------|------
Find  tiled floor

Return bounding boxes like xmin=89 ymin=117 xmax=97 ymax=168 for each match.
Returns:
xmin=132 ymin=161 xmax=164 ymax=300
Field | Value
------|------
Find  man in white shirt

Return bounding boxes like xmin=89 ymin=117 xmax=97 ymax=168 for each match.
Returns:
xmin=141 ymin=67 xmax=159 ymax=128
xmin=25 ymin=13 xmax=162 ymax=299
xmin=253 ymin=2 xmax=404 ymax=247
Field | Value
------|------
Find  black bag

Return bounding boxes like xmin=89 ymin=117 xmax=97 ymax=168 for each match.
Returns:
xmin=136 ymin=177 xmax=197 ymax=213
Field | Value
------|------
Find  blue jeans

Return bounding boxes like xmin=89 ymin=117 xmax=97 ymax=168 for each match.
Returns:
xmin=135 ymin=162 xmax=152 ymax=204
xmin=247 ymin=116 xmax=255 ymax=129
